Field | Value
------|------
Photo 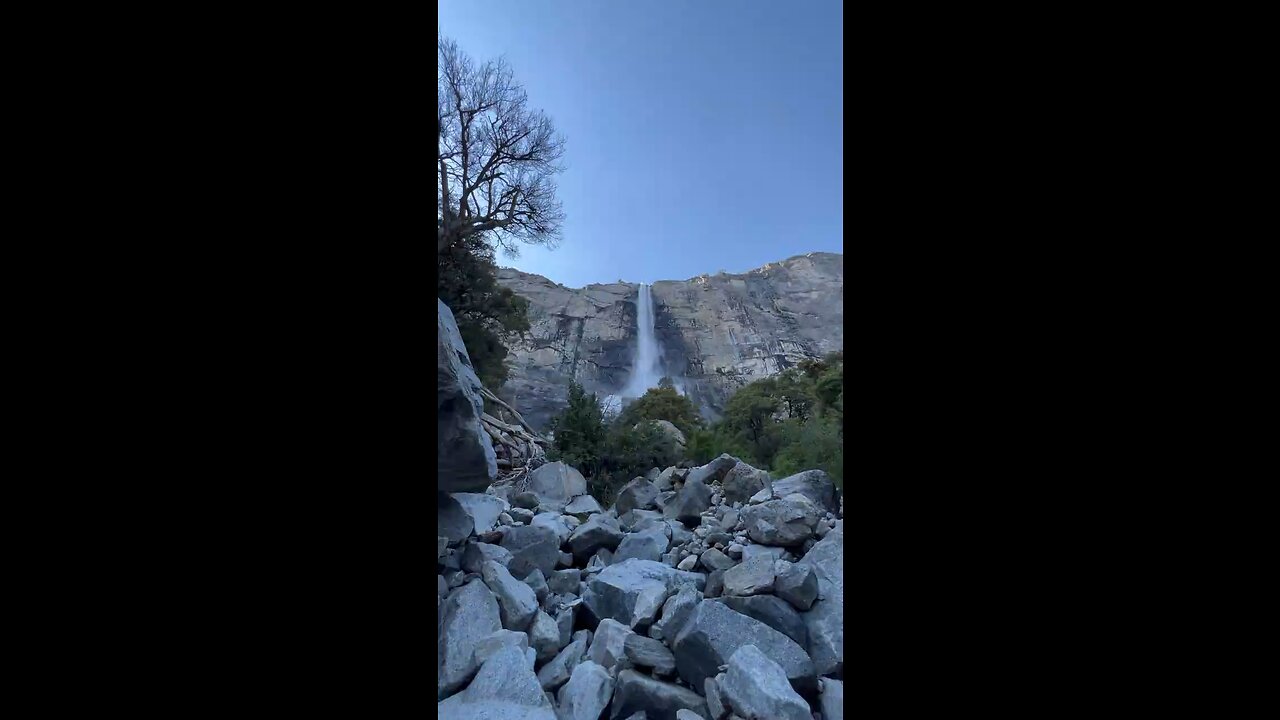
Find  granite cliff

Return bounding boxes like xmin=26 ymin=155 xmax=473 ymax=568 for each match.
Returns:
xmin=495 ymin=252 xmax=843 ymax=431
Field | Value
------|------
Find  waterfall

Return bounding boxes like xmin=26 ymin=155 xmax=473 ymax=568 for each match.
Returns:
xmin=621 ymin=283 xmax=664 ymax=399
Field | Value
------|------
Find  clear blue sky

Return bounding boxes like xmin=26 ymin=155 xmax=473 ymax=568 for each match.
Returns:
xmin=440 ymin=0 xmax=843 ymax=288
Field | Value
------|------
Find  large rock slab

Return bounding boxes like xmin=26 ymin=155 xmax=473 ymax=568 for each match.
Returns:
xmin=481 ymin=560 xmax=539 ymax=632
xmin=451 ymin=492 xmax=509 ymax=535
xmin=715 ymin=595 xmax=807 ymax=648
xmin=472 ymin=629 xmax=529 ymax=668
xmin=820 ymin=677 xmax=844 ymax=720
xmin=610 ymin=669 xmax=710 ymax=720
xmin=439 ymin=493 xmax=476 ymax=546
xmin=740 ymin=495 xmax=820 ymax=546
xmin=568 ymin=513 xmax=625 ymax=559
xmin=760 ymin=469 xmax=838 ymax=513
xmin=613 ymin=523 xmax=670 ymax=564
xmin=536 ymin=636 xmax=588 ymax=691
xmin=438 ymin=299 xmax=498 ymax=492
xmin=526 ymin=462 xmax=587 ymax=504
xmin=685 ymin=454 xmax=739 ymax=486
xmin=587 ymin=618 xmax=634 ymax=673
xmin=438 ymin=645 xmax=554 ymax=717
xmin=624 ymin=633 xmax=677 ymax=676
xmin=671 ymin=599 xmax=816 ymax=693
xmin=584 ymin=559 xmax=705 ymax=629
xmin=648 ymin=586 xmax=701 ymax=641
xmin=793 ymin=521 xmax=843 ymax=677
xmin=500 ymin=524 xmax=562 ymax=579
xmin=773 ymin=560 xmax=819 ymax=611
xmin=721 ymin=556 xmax=776 ymax=596
xmin=557 ymin=661 xmax=615 ymax=720
xmin=528 ymin=610 xmax=561 ymax=664
xmin=463 ymin=542 xmax=514 ymax=575
xmin=720 ymin=461 xmax=770 ymax=506
xmin=663 ymin=478 xmax=712 ymax=527
xmin=529 ymin=512 xmax=573 ymax=545
xmin=719 ymin=645 xmax=811 ymax=720
xmin=564 ymin=494 xmax=603 ymax=518
xmin=438 ymin=578 xmax=503 ymax=698
xmin=615 ymin=477 xmax=660 ymax=515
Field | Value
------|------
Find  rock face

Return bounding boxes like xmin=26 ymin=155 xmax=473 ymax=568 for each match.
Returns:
xmin=495 ymin=253 xmax=844 ymax=429
xmin=437 ymin=299 xmax=497 ymax=491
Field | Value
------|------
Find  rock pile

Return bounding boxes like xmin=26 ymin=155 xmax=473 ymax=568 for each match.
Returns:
xmin=439 ymin=453 xmax=844 ymax=719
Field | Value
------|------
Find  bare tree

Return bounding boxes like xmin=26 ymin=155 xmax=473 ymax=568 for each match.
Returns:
xmin=438 ymin=36 xmax=566 ymax=257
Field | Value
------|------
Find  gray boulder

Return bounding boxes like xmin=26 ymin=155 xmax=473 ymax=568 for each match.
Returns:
xmin=698 ymin=547 xmax=735 ymax=572
xmin=528 ymin=610 xmax=561 ymax=664
xmin=624 ymin=633 xmax=677 ymax=676
xmin=741 ymin=544 xmax=787 ymax=563
xmin=472 ymin=629 xmax=529 ymax=668
xmin=611 ymin=670 xmax=709 ymax=720
xmin=703 ymin=569 xmax=725 ymax=599
xmin=671 ymin=599 xmax=816 ymax=693
xmin=569 ymin=514 xmax=625 ymax=559
xmin=613 ymin=524 xmax=670 ymax=564
xmin=438 ymin=578 xmax=503 ymax=698
xmin=719 ymin=645 xmax=811 ymax=720
xmin=437 ymin=299 xmax=497 ymax=492
xmin=564 ymin=494 xmax=603 ymax=518
xmin=587 ymin=617 xmax=633 ymax=672
xmin=704 ymin=676 xmax=729 ymax=720
xmin=584 ymin=559 xmax=705 ymax=630
xmin=773 ymin=560 xmax=819 ymax=611
xmin=648 ymin=586 xmax=701 ymax=641
xmin=501 ymin=524 xmax=562 ymax=579
xmin=438 ymin=645 xmax=553 ymax=716
xmin=715 ymin=595 xmax=807 ymax=648
xmin=721 ymin=556 xmax=776 ymax=596
xmin=481 ymin=560 xmax=539 ymax=632
xmin=740 ymin=495 xmax=820 ymax=546
xmin=463 ymin=542 xmax=515 ymax=575
xmin=759 ymin=469 xmax=838 ymax=513
xmin=720 ymin=462 xmax=770 ymax=506
xmin=536 ymin=636 xmax=588 ymax=691
xmin=452 ymin=492 xmax=509 ymax=535
xmin=820 ymin=678 xmax=844 ymax=720
xmin=523 ymin=569 xmax=550 ymax=602
xmin=619 ymin=508 xmax=665 ymax=532
xmin=663 ymin=478 xmax=712 ymax=526
xmin=526 ymin=462 xmax=587 ymax=505
xmin=557 ymin=661 xmax=614 ymax=720
xmin=514 ymin=491 xmax=541 ymax=509
xmin=685 ymin=454 xmax=739 ymax=486
xmin=529 ymin=513 xmax=572 ymax=545
xmin=439 ymin=493 xmax=477 ymax=546
xmin=793 ymin=522 xmax=843 ymax=677
xmin=616 ymin=477 xmax=660 ymax=515
xmin=548 ymin=568 xmax=581 ymax=595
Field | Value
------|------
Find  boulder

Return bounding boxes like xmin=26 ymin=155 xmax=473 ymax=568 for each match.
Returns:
xmin=793 ymin=522 xmax=843 ymax=677
xmin=523 ymin=569 xmax=550 ymax=602
xmin=704 ymin=675 xmax=729 ymax=720
xmin=616 ymin=477 xmax=660 ymax=515
xmin=584 ymin=559 xmax=705 ymax=630
xmin=481 ymin=560 xmax=539 ymax=632
xmin=740 ymin=495 xmax=821 ymax=547
xmin=685 ymin=454 xmax=739 ymax=486
xmin=624 ymin=633 xmax=677 ymax=676
xmin=526 ymin=462 xmax=587 ymax=505
xmin=741 ymin=544 xmax=787 ymax=563
xmin=655 ymin=466 xmax=678 ymax=491
xmin=648 ymin=586 xmax=700 ymax=641
xmin=564 ymin=494 xmax=603 ymax=518
xmin=513 ymin=492 xmax=541 ymax=509
xmin=439 ymin=493 xmax=477 ymax=546
xmin=649 ymin=420 xmax=687 ymax=449
xmin=703 ymin=569 xmax=725 ymax=599
xmin=820 ymin=678 xmax=844 ymax=720
xmin=557 ymin=661 xmax=615 ymax=720
xmin=529 ymin=513 xmax=572 ymax=545
xmin=438 ymin=645 xmax=553 ymax=716
xmin=501 ymin=524 xmax=562 ymax=579
xmin=569 ymin=513 xmax=625 ymax=559
xmin=555 ymin=604 xmax=575 ymax=648
xmin=766 ymin=469 xmax=838 ymax=513
xmin=548 ymin=568 xmax=581 ymax=595
xmin=536 ymin=636 xmax=588 ymax=691
xmin=720 ymin=462 xmax=770 ymax=507
xmin=437 ymin=299 xmax=497 ymax=492
xmin=721 ymin=556 xmax=776 ymax=596
xmin=715 ymin=595 xmax=807 ymax=648
xmin=613 ymin=524 xmax=670 ymax=564
xmin=462 ymin=542 xmax=515 ymax=575
xmin=451 ymin=492 xmax=509 ymax=535
xmin=671 ymin=599 xmax=816 ymax=694
xmin=663 ymin=478 xmax=712 ymax=527
xmin=698 ymin=547 xmax=735 ymax=572
xmin=611 ymin=669 xmax=710 ymax=720
xmin=438 ymin=578 xmax=503 ymax=698
xmin=773 ymin=560 xmax=819 ymax=611
xmin=587 ymin=617 xmax=633 ymax=673
xmin=719 ymin=645 xmax=811 ymax=720
xmin=472 ymin=629 xmax=529 ymax=668
xmin=528 ymin=610 xmax=561 ymax=664
xmin=676 ymin=555 xmax=697 ymax=571
xmin=509 ymin=508 xmax=535 ymax=524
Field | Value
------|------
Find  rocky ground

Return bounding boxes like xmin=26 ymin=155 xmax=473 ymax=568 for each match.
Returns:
xmin=438 ymin=455 xmax=844 ymax=720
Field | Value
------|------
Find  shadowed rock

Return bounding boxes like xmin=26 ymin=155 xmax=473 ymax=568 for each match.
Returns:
xmin=719 ymin=645 xmax=811 ymax=720
xmin=438 ymin=299 xmax=497 ymax=492
xmin=671 ymin=599 xmax=816 ymax=694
